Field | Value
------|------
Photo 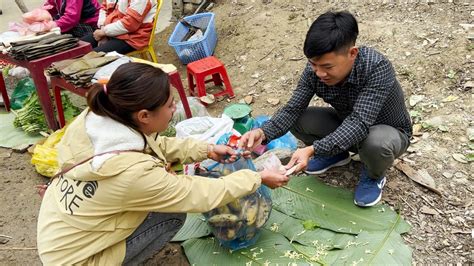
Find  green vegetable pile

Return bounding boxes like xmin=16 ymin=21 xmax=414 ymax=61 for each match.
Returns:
xmin=13 ymin=92 xmax=81 ymax=135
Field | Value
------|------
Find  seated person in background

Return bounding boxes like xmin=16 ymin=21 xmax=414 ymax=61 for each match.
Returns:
xmin=45 ymin=0 xmax=100 ymax=38
xmin=81 ymin=0 xmax=157 ymax=54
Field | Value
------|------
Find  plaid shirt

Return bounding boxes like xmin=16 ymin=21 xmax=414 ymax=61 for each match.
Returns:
xmin=261 ymin=46 xmax=412 ymax=156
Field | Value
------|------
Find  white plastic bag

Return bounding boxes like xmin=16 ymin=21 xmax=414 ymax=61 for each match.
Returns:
xmin=175 ymin=116 xmax=233 ymax=144
xmin=8 ymin=67 xmax=30 ymax=79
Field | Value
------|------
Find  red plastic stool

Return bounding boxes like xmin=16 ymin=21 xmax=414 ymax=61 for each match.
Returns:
xmin=52 ymin=70 xmax=192 ymax=128
xmin=187 ymin=56 xmax=235 ymax=101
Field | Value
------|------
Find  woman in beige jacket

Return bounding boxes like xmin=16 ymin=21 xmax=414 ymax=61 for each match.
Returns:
xmin=37 ymin=62 xmax=289 ymax=265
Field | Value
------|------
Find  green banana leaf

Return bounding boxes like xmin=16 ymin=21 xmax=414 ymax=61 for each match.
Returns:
xmin=183 ymin=229 xmax=316 ymax=265
xmin=294 ymin=213 xmax=412 ymax=265
xmin=173 ymin=209 xmax=356 ymax=248
xmin=182 ymin=211 xmax=411 ymax=265
xmin=323 ymin=231 xmax=412 ymax=265
xmin=264 ymin=209 xmax=355 ymax=249
xmin=272 ymin=176 xmax=411 ymax=234
xmin=179 ymin=175 xmax=412 ymax=265
xmin=172 ymin=213 xmax=211 ymax=242
xmin=172 ymin=208 xmax=356 ymax=249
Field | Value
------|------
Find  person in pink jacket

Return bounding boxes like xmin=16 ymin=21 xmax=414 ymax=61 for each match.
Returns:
xmin=45 ymin=0 xmax=100 ymax=38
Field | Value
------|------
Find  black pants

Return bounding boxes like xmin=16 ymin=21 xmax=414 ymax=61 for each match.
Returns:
xmin=290 ymin=107 xmax=410 ymax=179
xmin=81 ymin=34 xmax=135 ymax=54
xmin=66 ymin=23 xmax=96 ymax=38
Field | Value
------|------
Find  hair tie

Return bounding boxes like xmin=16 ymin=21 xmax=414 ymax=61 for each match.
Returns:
xmin=97 ymin=77 xmax=110 ymax=95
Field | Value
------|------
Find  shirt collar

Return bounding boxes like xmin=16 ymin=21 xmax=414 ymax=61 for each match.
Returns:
xmin=345 ymin=53 xmax=361 ymax=85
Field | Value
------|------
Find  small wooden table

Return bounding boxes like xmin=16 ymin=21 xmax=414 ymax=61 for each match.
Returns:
xmin=52 ymin=70 xmax=193 ymax=128
xmin=0 ymin=41 xmax=92 ymax=130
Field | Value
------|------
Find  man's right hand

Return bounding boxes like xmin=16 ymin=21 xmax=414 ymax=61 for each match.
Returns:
xmin=239 ymin=128 xmax=266 ymax=151
xmin=259 ymin=169 xmax=289 ymax=189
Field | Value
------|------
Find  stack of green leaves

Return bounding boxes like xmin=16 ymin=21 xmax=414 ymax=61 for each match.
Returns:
xmin=13 ymin=92 xmax=81 ymax=135
xmin=173 ymin=176 xmax=412 ymax=265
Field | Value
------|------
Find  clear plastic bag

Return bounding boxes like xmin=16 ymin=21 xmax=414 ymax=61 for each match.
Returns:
xmin=199 ymin=158 xmax=272 ymax=250
xmin=171 ymin=97 xmax=209 ymax=126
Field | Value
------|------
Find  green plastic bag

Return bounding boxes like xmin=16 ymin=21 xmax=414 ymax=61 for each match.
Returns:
xmin=10 ymin=78 xmax=35 ymax=110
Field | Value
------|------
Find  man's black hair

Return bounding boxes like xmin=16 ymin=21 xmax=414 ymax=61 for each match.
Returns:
xmin=303 ymin=11 xmax=359 ymax=58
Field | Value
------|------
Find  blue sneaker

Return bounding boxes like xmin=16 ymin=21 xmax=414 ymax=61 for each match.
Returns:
xmin=304 ymin=152 xmax=351 ymax=175
xmin=354 ymin=168 xmax=386 ymax=207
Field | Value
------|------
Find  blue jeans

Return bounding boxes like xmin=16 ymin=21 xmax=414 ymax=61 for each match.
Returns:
xmin=123 ymin=212 xmax=186 ymax=265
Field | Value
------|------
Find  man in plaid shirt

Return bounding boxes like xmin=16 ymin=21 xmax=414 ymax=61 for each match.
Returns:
xmin=240 ymin=11 xmax=412 ymax=207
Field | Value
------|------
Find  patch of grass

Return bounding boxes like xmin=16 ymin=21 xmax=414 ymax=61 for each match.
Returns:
xmin=467 ymin=43 xmax=474 ymax=51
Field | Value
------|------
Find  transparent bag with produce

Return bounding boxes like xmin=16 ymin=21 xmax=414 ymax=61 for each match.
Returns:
xmin=199 ymin=158 xmax=272 ymax=250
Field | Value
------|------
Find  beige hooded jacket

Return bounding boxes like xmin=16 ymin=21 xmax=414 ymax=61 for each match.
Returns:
xmin=37 ymin=109 xmax=261 ymax=265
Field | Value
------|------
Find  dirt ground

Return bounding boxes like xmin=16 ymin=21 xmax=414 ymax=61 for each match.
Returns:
xmin=1 ymin=0 xmax=473 ymax=264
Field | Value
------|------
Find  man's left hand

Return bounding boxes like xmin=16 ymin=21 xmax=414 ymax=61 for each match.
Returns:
xmin=285 ymin=146 xmax=315 ymax=173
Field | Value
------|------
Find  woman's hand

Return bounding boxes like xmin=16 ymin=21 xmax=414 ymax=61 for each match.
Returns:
xmin=36 ymin=184 xmax=48 ymax=198
xmin=285 ymin=146 xmax=315 ymax=173
xmin=207 ymin=144 xmax=237 ymax=163
xmin=259 ymin=169 xmax=290 ymax=189
xmin=93 ymin=29 xmax=106 ymax=41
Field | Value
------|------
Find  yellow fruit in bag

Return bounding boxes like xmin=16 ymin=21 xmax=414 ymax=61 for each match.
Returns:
xmin=30 ymin=126 xmax=67 ymax=177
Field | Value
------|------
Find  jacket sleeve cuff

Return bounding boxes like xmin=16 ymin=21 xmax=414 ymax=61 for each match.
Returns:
xmin=260 ymin=125 xmax=274 ymax=145
xmin=313 ymin=139 xmax=343 ymax=156
xmin=198 ymin=141 xmax=209 ymax=161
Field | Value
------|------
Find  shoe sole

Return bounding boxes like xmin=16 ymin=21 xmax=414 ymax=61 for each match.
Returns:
xmin=354 ymin=177 xmax=387 ymax=207
xmin=304 ymin=156 xmax=352 ymax=175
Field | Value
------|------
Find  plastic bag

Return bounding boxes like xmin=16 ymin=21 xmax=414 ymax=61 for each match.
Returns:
xmin=253 ymin=115 xmax=270 ymax=128
xmin=253 ymin=115 xmax=298 ymax=151
xmin=22 ymin=8 xmax=52 ymax=24
xmin=171 ymin=97 xmax=209 ymax=126
xmin=31 ymin=126 xmax=67 ymax=177
xmin=177 ymin=116 xmax=234 ymax=175
xmin=10 ymin=78 xmax=35 ymax=110
xmin=8 ymin=7 xmax=54 ymax=35
xmin=260 ymin=152 xmax=285 ymax=172
xmin=175 ymin=116 xmax=233 ymax=144
xmin=8 ymin=67 xmax=30 ymax=79
xmin=199 ymin=159 xmax=272 ymax=250
xmin=267 ymin=131 xmax=298 ymax=151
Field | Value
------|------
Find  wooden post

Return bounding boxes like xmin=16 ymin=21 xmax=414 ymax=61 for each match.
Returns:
xmin=15 ymin=0 xmax=29 ymax=13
